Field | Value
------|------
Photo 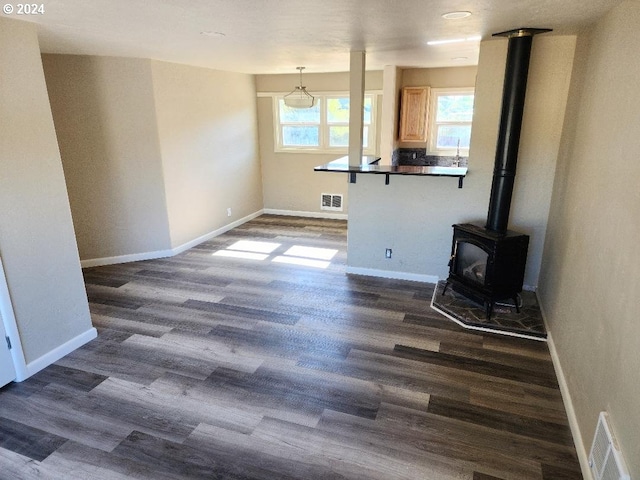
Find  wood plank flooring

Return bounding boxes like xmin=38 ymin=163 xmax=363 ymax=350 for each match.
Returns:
xmin=0 ymin=215 xmax=583 ymax=479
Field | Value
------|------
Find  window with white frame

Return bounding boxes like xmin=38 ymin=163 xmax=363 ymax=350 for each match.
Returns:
xmin=427 ymin=88 xmax=475 ymax=155
xmin=274 ymin=94 xmax=376 ymax=154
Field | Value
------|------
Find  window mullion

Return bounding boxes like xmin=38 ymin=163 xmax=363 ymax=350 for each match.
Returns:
xmin=320 ymin=95 xmax=328 ymax=150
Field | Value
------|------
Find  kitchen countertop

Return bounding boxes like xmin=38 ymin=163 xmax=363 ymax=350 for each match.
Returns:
xmin=314 ymin=155 xmax=468 ymax=187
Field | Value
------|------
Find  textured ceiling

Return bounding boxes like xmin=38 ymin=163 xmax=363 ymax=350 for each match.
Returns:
xmin=1 ymin=0 xmax=622 ymax=73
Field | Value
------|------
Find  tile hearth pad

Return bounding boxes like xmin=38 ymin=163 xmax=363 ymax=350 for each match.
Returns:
xmin=431 ymin=280 xmax=547 ymax=340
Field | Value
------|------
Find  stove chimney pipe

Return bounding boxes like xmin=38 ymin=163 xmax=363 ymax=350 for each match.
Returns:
xmin=485 ymin=28 xmax=551 ymax=232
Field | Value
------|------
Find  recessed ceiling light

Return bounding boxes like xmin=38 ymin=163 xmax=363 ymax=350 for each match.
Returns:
xmin=442 ymin=11 xmax=472 ymax=20
xmin=200 ymin=31 xmax=226 ymax=37
xmin=452 ymin=57 xmax=469 ymax=61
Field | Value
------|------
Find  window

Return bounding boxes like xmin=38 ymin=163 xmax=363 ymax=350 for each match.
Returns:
xmin=274 ymin=94 xmax=376 ymax=154
xmin=278 ymin=101 xmax=321 ymax=148
xmin=427 ymin=88 xmax=475 ymax=155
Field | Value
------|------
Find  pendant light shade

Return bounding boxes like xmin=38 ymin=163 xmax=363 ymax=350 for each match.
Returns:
xmin=283 ymin=67 xmax=316 ymax=109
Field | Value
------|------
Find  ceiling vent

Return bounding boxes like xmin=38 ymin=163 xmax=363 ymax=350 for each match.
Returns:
xmin=589 ymin=412 xmax=630 ymax=480
xmin=321 ymin=193 xmax=343 ymax=211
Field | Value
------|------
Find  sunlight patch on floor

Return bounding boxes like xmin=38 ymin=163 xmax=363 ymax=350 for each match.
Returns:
xmin=283 ymin=245 xmax=338 ymax=260
xmin=213 ymin=241 xmax=333 ymax=268
xmin=226 ymin=240 xmax=281 ymax=253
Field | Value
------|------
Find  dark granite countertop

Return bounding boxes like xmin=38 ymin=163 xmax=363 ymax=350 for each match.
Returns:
xmin=314 ymin=155 xmax=468 ymax=178
xmin=313 ymin=155 xmax=381 ymax=170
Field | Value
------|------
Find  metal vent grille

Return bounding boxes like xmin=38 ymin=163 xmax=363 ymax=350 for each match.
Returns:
xmin=589 ymin=412 xmax=630 ymax=480
xmin=321 ymin=194 xmax=343 ymax=211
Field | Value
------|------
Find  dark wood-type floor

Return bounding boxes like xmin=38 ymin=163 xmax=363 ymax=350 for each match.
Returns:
xmin=0 ymin=215 xmax=582 ymax=479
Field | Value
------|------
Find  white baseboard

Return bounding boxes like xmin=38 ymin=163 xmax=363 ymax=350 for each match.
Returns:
xmin=344 ymin=266 xmax=533 ymax=290
xmin=80 ymin=249 xmax=175 ymax=268
xmin=537 ymin=295 xmax=592 ymax=479
xmin=263 ymin=209 xmax=348 ymax=220
xmin=346 ymin=266 xmax=439 ymax=284
xmin=171 ymin=209 xmax=264 ymax=255
xmin=17 ymin=327 xmax=97 ymax=381
xmin=80 ymin=209 xmax=264 ymax=268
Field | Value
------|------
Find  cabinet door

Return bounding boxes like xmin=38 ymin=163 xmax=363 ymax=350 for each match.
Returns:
xmin=399 ymin=86 xmax=430 ymax=142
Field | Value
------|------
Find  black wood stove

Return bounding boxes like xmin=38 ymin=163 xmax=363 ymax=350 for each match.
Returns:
xmin=443 ymin=27 xmax=550 ymax=319
xmin=444 ymin=224 xmax=529 ymax=318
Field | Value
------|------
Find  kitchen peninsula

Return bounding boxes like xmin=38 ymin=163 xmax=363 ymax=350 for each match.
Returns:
xmin=313 ymin=154 xmax=474 ymax=285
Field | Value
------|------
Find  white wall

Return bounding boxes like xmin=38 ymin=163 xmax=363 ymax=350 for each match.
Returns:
xmin=0 ymin=18 xmax=94 ymax=366
xmin=43 ymin=55 xmax=263 ymax=262
xmin=151 ymin=61 xmax=264 ymax=248
xmin=347 ymin=36 xmax=576 ymax=288
xmin=538 ymin=1 xmax=640 ymax=474
xmin=43 ymin=55 xmax=172 ymax=261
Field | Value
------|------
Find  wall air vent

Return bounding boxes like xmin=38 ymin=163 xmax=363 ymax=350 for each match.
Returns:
xmin=321 ymin=193 xmax=343 ymax=211
xmin=589 ymin=412 xmax=630 ymax=480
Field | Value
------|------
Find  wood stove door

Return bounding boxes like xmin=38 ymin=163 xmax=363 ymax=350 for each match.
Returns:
xmin=453 ymin=239 xmax=491 ymax=288
xmin=454 ymin=241 xmax=489 ymax=286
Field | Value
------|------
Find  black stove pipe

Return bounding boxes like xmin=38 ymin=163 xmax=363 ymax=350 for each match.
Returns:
xmin=486 ymin=28 xmax=551 ymax=232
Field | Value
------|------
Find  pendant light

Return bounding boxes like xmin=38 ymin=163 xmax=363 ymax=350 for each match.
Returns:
xmin=283 ymin=67 xmax=316 ymax=109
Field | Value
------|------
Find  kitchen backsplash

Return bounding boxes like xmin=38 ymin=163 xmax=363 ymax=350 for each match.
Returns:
xmin=392 ymin=148 xmax=468 ymax=167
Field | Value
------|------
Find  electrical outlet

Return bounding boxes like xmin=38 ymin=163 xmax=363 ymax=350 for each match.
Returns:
xmin=385 ymin=248 xmax=392 ymax=259
xmin=226 ymin=208 xmax=232 ymax=217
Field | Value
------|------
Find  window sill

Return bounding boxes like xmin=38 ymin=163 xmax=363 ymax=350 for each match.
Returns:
xmin=275 ymin=149 xmax=377 ymax=155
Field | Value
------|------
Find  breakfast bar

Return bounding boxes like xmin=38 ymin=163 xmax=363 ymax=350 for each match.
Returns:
xmin=314 ymin=155 xmax=468 ymax=188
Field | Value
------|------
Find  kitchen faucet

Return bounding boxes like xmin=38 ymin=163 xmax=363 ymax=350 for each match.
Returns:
xmin=452 ymin=138 xmax=461 ymax=167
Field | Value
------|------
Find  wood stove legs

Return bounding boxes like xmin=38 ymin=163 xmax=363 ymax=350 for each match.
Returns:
xmin=484 ymin=296 xmax=521 ymax=320
xmin=442 ymin=281 xmax=521 ymax=320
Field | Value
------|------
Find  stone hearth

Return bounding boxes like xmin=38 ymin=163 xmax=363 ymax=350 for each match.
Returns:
xmin=431 ymin=280 xmax=546 ymax=340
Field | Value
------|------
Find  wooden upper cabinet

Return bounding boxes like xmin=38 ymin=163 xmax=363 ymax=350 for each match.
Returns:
xmin=399 ymin=86 xmax=430 ymax=142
